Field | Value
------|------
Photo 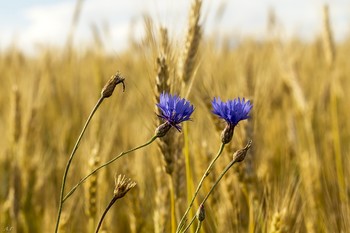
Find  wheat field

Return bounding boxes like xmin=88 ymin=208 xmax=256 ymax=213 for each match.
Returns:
xmin=0 ymin=1 xmax=350 ymax=233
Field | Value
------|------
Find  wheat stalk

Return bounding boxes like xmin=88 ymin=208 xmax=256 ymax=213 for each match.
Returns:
xmin=153 ymin=26 xmax=180 ymax=233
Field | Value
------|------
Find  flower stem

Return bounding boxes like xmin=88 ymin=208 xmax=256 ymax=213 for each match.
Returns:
xmin=169 ymin=175 xmax=176 ymax=233
xmin=181 ymin=160 xmax=237 ymax=232
xmin=194 ymin=221 xmax=202 ymax=233
xmin=95 ymin=196 xmax=118 ymax=233
xmin=183 ymin=123 xmax=194 ymax=232
xmin=63 ymin=136 xmax=157 ymax=202
xmin=176 ymin=143 xmax=225 ymax=233
xmin=182 ymin=216 xmax=195 ymax=233
xmin=55 ymin=97 xmax=104 ymax=233
xmin=182 ymin=140 xmax=251 ymax=231
xmin=202 ymin=159 xmax=237 ymax=204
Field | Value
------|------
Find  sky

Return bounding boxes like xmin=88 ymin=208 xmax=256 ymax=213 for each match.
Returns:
xmin=0 ymin=0 xmax=349 ymax=54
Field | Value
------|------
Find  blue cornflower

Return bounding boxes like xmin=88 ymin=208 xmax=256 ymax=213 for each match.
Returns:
xmin=156 ymin=92 xmax=195 ymax=133
xmin=212 ymin=97 xmax=252 ymax=126
xmin=212 ymin=97 xmax=252 ymax=144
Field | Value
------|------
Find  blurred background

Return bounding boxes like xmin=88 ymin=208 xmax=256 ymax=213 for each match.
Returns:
xmin=1 ymin=0 xmax=350 ymax=233
xmin=1 ymin=0 xmax=349 ymax=54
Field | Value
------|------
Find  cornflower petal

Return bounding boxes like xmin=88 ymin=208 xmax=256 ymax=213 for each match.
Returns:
xmin=156 ymin=92 xmax=195 ymax=132
xmin=212 ymin=97 xmax=252 ymax=127
xmin=212 ymin=97 xmax=252 ymax=144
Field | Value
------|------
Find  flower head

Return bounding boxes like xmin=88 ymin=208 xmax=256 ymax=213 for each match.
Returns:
xmin=156 ymin=92 xmax=194 ymax=132
xmin=196 ymin=204 xmax=206 ymax=222
xmin=101 ymin=73 xmax=125 ymax=98
xmin=114 ymin=174 xmax=136 ymax=199
xmin=212 ymin=97 xmax=252 ymax=127
xmin=212 ymin=97 xmax=252 ymax=144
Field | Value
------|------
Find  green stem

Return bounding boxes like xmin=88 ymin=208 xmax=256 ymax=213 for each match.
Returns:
xmin=182 ymin=140 xmax=251 ymax=232
xmin=202 ymin=159 xmax=236 ymax=206
xmin=55 ymin=97 xmax=104 ymax=233
xmin=63 ymin=136 xmax=157 ymax=202
xmin=194 ymin=221 xmax=202 ymax=233
xmin=330 ymin=86 xmax=346 ymax=202
xmin=176 ymin=143 xmax=225 ymax=233
xmin=183 ymin=123 xmax=194 ymax=229
xmin=182 ymin=160 xmax=235 ymax=232
xmin=95 ymin=196 xmax=118 ymax=233
xmin=183 ymin=157 xmax=246 ymax=231
xmin=169 ymin=175 xmax=176 ymax=233
xmin=182 ymin=216 xmax=196 ymax=233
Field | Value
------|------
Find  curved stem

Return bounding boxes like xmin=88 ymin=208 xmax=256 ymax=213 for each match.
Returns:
xmin=183 ymin=123 xmax=194 ymax=225
xmin=182 ymin=216 xmax=196 ymax=233
xmin=194 ymin=221 xmax=202 ymax=233
xmin=201 ymin=159 xmax=236 ymax=205
xmin=182 ymin=140 xmax=251 ymax=232
xmin=176 ymin=143 xmax=225 ymax=233
xmin=63 ymin=136 xmax=157 ymax=202
xmin=95 ymin=196 xmax=118 ymax=233
xmin=55 ymin=97 xmax=104 ymax=233
xmin=200 ymin=140 xmax=251 ymax=206
xmin=182 ymin=160 xmax=236 ymax=232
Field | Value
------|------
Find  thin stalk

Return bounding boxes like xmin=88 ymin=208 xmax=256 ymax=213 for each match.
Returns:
xmin=177 ymin=143 xmax=225 ymax=233
xmin=95 ymin=196 xmax=118 ymax=233
xmin=182 ymin=161 xmax=234 ymax=231
xmin=202 ymin=157 xmax=242 ymax=207
xmin=330 ymin=88 xmax=346 ymax=202
xmin=248 ymin=194 xmax=255 ymax=233
xmin=194 ymin=221 xmax=202 ymax=233
xmin=169 ymin=175 xmax=176 ymax=233
xmin=182 ymin=140 xmax=251 ymax=231
xmin=183 ymin=123 xmax=194 ymax=233
xmin=55 ymin=97 xmax=104 ymax=233
xmin=63 ymin=136 xmax=157 ymax=202
xmin=182 ymin=216 xmax=196 ymax=233
xmin=88 ymin=217 xmax=96 ymax=233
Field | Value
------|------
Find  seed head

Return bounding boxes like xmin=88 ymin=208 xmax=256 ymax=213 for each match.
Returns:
xmin=196 ymin=204 xmax=205 ymax=222
xmin=101 ymin=73 xmax=125 ymax=98
xmin=233 ymin=140 xmax=252 ymax=163
xmin=155 ymin=122 xmax=172 ymax=138
xmin=221 ymin=123 xmax=235 ymax=144
xmin=114 ymin=174 xmax=136 ymax=199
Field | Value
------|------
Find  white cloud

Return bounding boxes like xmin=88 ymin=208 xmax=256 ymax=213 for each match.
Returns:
xmin=22 ymin=1 xmax=72 ymax=45
xmin=0 ymin=0 xmax=349 ymax=53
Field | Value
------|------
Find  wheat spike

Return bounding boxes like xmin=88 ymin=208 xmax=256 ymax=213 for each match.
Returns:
xmin=153 ymin=167 xmax=171 ymax=233
xmin=154 ymin=26 xmax=175 ymax=175
xmin=322 ymin=5 xmax=335 ymax=67
xmin=85 ymin=145 xmax=100 ymax=221
xmin=10 ymin=85 xmax=22 ymax=145
xmin=159 ymin=27 xmax=169 ymax=55
xmin=178 ymin=0 xmax=202 ymax=86
xmin=269 ymin=209 xmax=288 ymax=233
xmin=153 ymin=26 xmax=179 ymax=233
xmin=155 ymin=27 xmax=170 ymax=111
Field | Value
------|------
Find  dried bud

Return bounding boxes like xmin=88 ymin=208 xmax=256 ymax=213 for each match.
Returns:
xmin=155 ymin=122 xmax=172 ymax=137
xmin=114 ymin=174 xmax=136 ymax=199
xmin=101 ymin=73 xmax=125 ymax=98
xmin=233 ymin=140 xmax=252 ymax=163
xmin=221 ymin=124 xmax=234 ymax=144
xmin=196 ymin=204 xmax=205 ymax=222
